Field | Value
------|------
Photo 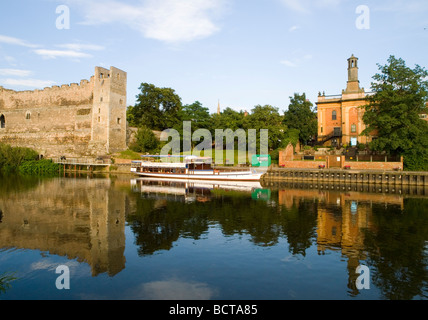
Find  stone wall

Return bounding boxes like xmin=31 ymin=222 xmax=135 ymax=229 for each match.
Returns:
xmin=0 ymin=66 xmax=127 ymax=158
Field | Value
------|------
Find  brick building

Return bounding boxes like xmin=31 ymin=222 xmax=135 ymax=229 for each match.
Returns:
xmin=316 ymin=55 xmax=373 ymax=147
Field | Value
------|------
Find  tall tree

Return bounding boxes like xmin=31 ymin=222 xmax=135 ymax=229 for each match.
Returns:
xmin=245 ymin=105 xmax=287 ymax=151
xmin=283 ymin=93 xmax=317 ymax=146
xmin=361 ymin=56 xmax=428 ymax=170
xmin=179 ymin=101 xmax=211 ymax=130
xmin=132 ymin=83 xmax=182 ymax=131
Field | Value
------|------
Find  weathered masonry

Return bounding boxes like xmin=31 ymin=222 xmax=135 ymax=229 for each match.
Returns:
xmin=0 ymin=66 xmax=127 ymax=157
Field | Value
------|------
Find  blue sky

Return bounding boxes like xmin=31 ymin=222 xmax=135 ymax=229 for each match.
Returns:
xmin=1 ymin=0 xmax=427 ymax=114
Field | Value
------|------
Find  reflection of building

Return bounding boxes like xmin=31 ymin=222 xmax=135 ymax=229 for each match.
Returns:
xmin=0 ymin=177 xmax=127 ymax=277
xmin=278 ymin=187 xmax=403 ymax=296
xmin=316 ymin=55 xmax=374 ymax=147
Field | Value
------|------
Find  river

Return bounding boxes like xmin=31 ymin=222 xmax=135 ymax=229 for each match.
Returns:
xmin=0 ymin=173 xmax=427 ymax=300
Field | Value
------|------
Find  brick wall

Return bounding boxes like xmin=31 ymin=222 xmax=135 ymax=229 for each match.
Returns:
xmin=343 ymin=160 xmax=403 ymax=171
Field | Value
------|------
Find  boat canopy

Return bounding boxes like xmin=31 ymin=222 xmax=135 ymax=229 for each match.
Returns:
xmin=140 ymin=155 xmax=212 ymax=164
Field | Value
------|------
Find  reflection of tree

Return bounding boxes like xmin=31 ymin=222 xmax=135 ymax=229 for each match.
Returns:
xmin=0 ymin=272 xmax=17 ymax=295
xmin=363 ymin=199 xmax=428 ymax=300
xmin=127 ymin=190 xmax=319 ymax=257
xmin=278 ymin=199 xmax=318 ymax=256
xmin=127 ymin=198 xmax=210 ymax=256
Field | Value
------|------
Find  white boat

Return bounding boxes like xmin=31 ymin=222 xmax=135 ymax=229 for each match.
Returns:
xmin=131 ymin=156 xmax=264 ymax=181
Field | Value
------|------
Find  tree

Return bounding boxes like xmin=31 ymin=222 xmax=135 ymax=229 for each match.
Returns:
xmin=130 ymin=126 xmax=159 ymax=154
xmin=132 ymin=83 xmax=182 ymax=130
xmin=179 ymin=101 xmax=211 ymax=129
xmin=361 ymin=56 xmax=428 ymax=170
xmin=245 ymin=105 xmax=287 ymax=151
xmin=283 ymin=93 xmax=317 ymax=146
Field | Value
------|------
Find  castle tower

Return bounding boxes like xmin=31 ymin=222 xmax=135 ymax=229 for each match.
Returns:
xmin=91 ymin=66 xmax=127 ymax=155
xmin=345 ymin=55 xmax=362 ymax=93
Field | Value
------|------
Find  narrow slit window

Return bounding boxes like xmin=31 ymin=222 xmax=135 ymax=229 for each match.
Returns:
xmin=26 ymin=111 xmax=31 ymax=120
xmin=0 ymin=114 xmax=5 ymax=128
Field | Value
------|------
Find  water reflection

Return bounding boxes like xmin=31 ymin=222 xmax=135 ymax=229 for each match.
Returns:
xmin=0 ymin=175 xmax=127 ymax=277
xmin=0 ymin=174 xmax=426 ymax=299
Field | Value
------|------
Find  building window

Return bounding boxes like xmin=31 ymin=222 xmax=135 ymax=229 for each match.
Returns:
xmin=351 ymin=124 xmax=357 ymax=133
xmin=332 ymin=110 xmax=337 ymax=121
xmin=98 ymin=116 xmax=101 ymax=123
xmin=117 ymin=118 xmax=121 ymax=125
xmin=26 ymin=111 xmax=31 ymax=120
xmin=100 ymin=97 xmax=103 ymax=102
xmin=0 ymin=114 xmax=5 ymax=128
xmin=320 ymin=127 xmax=323 ymax=134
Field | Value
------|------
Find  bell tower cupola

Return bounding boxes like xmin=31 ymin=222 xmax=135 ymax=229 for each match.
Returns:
xmin=345 ymin=54 xmax=362 ymax=93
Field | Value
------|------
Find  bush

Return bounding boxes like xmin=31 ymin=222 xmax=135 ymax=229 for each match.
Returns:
xmin=0 ymin=144 xmax=39 ymax=173
xmin=130 ymin=126 xmax=159 ymax=153
xmin=18 ymin=159 xmax=61 ymax=175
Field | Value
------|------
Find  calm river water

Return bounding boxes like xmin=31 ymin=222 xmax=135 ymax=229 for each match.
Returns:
xmin=0 ymin=173 xmax=427 ymax=300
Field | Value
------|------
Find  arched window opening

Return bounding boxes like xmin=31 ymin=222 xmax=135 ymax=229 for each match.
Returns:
xmin=26 ymin=111 xmax=31 ymax=120
xmin=0 ymin=114 xmax=5 ymax=128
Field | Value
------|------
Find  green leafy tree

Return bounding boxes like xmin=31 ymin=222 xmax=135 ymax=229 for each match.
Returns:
xmin=179 ymin=101 xmax=211 ymax=130
xmin=130 ymin=126 xmax=159 ymax=154
xmin=211 ymin=107 xmax=246 ymax=134
xmin=361 ymin=56 xmax=428 ymax=170
xmin=245 ymin=105 xmax=287 ymax=151
xmin=132 ymin=83 xmax=182 ymax=130
xmin=283 ymin=93 xmax=317 ymax=146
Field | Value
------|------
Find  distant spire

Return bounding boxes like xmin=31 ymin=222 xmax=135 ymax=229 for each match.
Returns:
xmin=217 ymin=99 xmax=220 ymax=115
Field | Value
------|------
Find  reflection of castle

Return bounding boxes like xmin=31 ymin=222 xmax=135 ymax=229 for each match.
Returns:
xmin=0 ymin=177 xmax=127 ymax=277
xmin=278 ymin=188 xmax=403 ymax=296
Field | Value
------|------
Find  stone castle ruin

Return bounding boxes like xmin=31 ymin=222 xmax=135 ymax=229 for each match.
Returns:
xmin=0 ymin=66 xmax=127 ymax=158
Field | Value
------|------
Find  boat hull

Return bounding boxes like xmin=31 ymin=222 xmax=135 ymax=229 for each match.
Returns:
xmin=132 ymin=171 xmax=263 ymax=181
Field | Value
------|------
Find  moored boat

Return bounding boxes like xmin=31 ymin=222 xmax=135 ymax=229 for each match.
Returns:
xmin=131 ymin=156 xmax=263 ymax=181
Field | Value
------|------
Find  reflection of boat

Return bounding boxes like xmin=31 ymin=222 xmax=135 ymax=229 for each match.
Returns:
xmin=131 ymin=156 xmax=263 ymax=181
xmin=130 ymin=178 xmax=268 ymax=203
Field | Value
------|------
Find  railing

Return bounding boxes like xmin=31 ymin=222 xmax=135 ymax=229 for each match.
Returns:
xmin=51 ymin=157 xmax=111 ymax=166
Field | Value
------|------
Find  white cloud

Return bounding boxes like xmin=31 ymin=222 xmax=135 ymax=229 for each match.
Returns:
xmin=0 ymin=69 xmax=33 ymax=77
xmin=288 ymin=25 xmax=300 ymax=32
xmin=279 ymin=0 xmax=343 ymax=13
xmin=66 ymin=0 xmax=226 ymax=44
xmin=280 ymin=53 xmax=313 ymax=68
xmin=56 ymin=43 xmax=105 ymax=51
xmin=0 ymin=34 xmax=38 ymax=48
xmin=0 ymin=78 xmax=56 ymax=88
xmin=280 ymin=60 xmax=297 ymax=67
xmin=33 ymin=49 xmax=92 ymax=59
